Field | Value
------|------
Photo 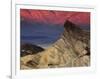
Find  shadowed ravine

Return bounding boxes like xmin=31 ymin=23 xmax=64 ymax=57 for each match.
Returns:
xmin=20 ymin=20 xmax=90 ymax=69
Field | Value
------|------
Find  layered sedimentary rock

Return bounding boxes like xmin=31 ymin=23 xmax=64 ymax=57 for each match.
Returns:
xmin=20 ymin=20 xmax=90 ymax=69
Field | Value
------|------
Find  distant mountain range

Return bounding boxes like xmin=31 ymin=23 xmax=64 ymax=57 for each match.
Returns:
xmin=21 ymin=43 xmax=44 ymax=57
xmin=20 ymin=20 xmax=90 ymax=69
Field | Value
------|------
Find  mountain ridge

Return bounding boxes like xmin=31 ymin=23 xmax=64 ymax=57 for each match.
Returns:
xmin=20 ymin=20 xmax=90 ymax=69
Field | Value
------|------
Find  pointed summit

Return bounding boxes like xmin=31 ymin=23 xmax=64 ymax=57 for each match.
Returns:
xmin=64 ymin=20 xmax=82 ymax=34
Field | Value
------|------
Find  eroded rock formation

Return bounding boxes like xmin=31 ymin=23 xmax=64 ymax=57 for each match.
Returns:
xmin=20 ymin=20 xmax=90 ymax=69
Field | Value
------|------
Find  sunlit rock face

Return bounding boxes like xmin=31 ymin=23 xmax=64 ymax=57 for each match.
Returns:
xmin=20 ymin=20 xmax=90 ymax=69
xmin=50 ymin=20 xmax=90 ymax=67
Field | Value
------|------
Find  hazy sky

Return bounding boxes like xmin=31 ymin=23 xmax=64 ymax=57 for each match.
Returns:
xmin=20 ymin=9 xmax=90 ymax=48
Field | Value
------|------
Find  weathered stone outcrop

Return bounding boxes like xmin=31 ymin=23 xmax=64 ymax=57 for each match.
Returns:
xmin=20 ymin=20 xmax=90 ymax=69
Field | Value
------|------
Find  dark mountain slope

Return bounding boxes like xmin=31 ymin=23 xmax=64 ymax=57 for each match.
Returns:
xmin=21 ymin=43 xmax=44 ymax=57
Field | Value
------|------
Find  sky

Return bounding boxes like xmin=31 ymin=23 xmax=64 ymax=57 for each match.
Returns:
xmin=20 ymin=9 xmax=90 ymax=48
